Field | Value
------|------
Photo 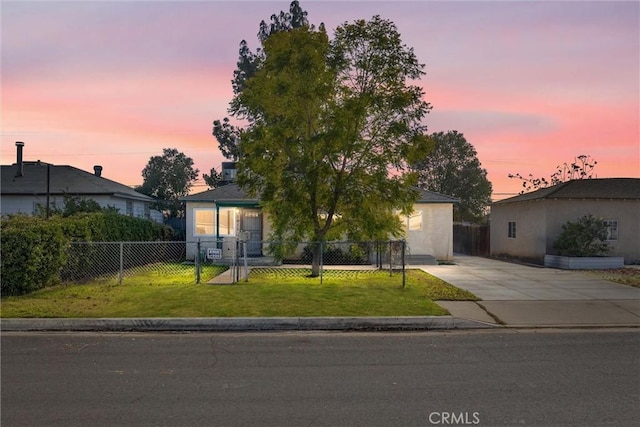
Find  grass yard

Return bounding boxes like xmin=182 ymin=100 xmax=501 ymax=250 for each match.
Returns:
xmin=0 ymin=267 xmax=477 ymax=318
xmin=584 ymin=268 xmax=640 ymax=288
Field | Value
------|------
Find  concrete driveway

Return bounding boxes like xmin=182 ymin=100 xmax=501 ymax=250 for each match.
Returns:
xmin=422 ymin=255 xmax=640 ymax=327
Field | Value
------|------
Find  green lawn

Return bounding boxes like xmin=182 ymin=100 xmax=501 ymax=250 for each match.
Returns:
xmin=0 ymin=267 xmax=478 ymax=318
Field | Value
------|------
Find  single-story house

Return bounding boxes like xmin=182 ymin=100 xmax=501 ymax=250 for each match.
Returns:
xmin=1 ymin=142 xmax=161 ymax=222
xmin=182 ymin=182 xmax=458 ymax=263
xmin=490 ymin=178 xmax=640 ymax=264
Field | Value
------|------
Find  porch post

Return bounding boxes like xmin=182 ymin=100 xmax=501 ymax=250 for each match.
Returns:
xmin=216 ymin=205 xmax=221 ymax=249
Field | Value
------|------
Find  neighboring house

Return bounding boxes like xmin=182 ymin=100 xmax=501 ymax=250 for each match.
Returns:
xmin=1 ymin=142 xmax=161 ymax=222
xmin=182 ymin=181 xmax=458 ymax=263
xmin=490 ymin=178 xmax=640 ymax=264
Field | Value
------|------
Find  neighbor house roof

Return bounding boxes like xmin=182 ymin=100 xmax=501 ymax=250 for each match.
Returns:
xmin=183 ymin=183 xmax=457 ymax=205
xmin=493 ymin=178 xmax=640 ymax=205
xmin=416 ymin=188 xmax=459 ymax=204
xmin=1 ymin=162 xmax=153 ymax=202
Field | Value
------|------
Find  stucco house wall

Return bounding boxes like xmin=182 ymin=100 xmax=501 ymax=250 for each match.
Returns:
xmin=183 ymin=184 xmax=457 ymax=262
xmin=543 ymin=199 xmax=639 ymax=260
xmin=184 ymin=201 xmax=274 ymax=260
xmin=490 ymin=179 xmax=640 ymax=264
xmin=405 ymin=203 xmax=454 ymax=261
xmin=1 ymin=194 xmax=150 ymax=219
xmin=490 ymin=200 xmax=547 ymax=261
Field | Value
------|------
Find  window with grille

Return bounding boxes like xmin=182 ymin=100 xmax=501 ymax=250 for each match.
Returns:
xmin=604 ymin=220 xmax=618 ymax=241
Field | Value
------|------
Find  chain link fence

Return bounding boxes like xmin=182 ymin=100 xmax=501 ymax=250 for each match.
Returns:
xmin=61 ymin=241 xmax=190 ymax=284
xmin=194 ymin=239 xmax=408 ymax=285
xmin=61 ymin=240 xmax=407 ymax=286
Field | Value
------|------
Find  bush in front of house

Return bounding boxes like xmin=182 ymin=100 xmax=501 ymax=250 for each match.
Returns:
xmin=1 ymin=212 xmax=175 ymax=296
xmin=552 ymin=214 xmax=610 ymax=257
xmin=300 ymin=243 xmax=369 ymax=265
xmin=1 ymin=215 xmax=69 ymax=295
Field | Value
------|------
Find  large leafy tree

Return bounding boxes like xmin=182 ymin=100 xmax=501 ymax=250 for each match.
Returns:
xmin=229 ymin=11 xmax=432 ymax=274
xmin=411 ymin=131 xmax=492 ymax=223
xmin=136 ymin=148 xmax=199 ymax=218
xmin=212 ymin=1 xmax=309 ymax=160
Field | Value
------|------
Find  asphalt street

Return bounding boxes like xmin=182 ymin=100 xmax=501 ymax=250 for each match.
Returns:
xmin=2 ymin=330 xmax=639 ymax=426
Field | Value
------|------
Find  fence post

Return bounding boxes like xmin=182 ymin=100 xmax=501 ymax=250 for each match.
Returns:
xmin=119 ymin=242 xmax=124 ymax=285
xmin=235 ymin=238 xmax=239 ymax=283
xmin=320 ymin=240 xmax=324 ymax=285
xmin=389 ymin=240 xmax=393 ymax=277
xmin=401 ymin=239 xmax=406 ymax=288
xmin=243 ymin=240 xmax=248 ymax=282
xmin=196 ymin=240 xmax=201 ymax=284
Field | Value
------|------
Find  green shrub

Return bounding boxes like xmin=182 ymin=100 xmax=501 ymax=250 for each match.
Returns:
xmin=553 ymin=214 xmax=610 ymax=257
xmin=1 ymin=216 xmax=69 ymax=295
xmin=301 ymin=243 xmax=369 ymax=265
xmin=1 ymin=213 xmax=174 ymax=296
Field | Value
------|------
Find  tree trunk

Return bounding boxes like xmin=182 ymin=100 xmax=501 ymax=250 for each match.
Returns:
xmin=310 ymin=242 xmax=321 ymax=277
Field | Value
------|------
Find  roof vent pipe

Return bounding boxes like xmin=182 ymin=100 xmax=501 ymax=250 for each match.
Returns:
xmin=15 ymin=141 xmax=24 ymax=177
xmin=94 ymin=165 xmax=103 ymax=177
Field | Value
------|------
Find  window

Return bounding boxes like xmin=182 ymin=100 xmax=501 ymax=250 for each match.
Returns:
xmin=604 ymin=220 xmax=618 ymax=241
xmin=408 ymin=211 xmax=423 ymax=231
xmin=218 ymin=208 xmax=236 ymax=235
xmin=194 ymin=209 xmax=215 ymax=235
xmin=126 ymin=200 xmax=133 ymax=216
xmin=194 ymin=208 xmax=236 ymax=236
xmin=508 ymin=221 xmax=517 ymax=238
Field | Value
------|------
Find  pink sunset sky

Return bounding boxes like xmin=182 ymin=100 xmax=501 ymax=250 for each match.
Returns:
xmin=2 ymin=0 xmax=638 ymax=200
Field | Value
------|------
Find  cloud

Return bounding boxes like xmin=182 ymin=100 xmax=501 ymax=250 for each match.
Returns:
xmin=2 ymin=0 xmax=638 ymax=198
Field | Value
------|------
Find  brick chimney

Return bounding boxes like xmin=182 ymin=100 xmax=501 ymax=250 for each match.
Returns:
xmin=15 ymin=141 xmax=24 ymax=177
xmin=94 ymin=165 xmax=103 ymax=177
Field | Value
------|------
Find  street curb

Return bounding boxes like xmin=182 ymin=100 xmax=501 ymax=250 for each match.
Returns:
xmin=1 ymin=316 xmax=500 ymax=332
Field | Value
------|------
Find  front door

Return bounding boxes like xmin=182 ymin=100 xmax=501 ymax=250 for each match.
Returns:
xmin=240 ymin=209 xmax=262 ymax=256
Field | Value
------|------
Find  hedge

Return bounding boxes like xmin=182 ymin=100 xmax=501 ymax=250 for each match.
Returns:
xmin=1 ymin=216 xmax=68 ymax=295
xmin=1 ymin=213 xmax=174 ymax=296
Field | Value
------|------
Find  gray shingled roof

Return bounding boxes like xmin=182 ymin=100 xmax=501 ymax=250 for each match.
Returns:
xmin=183 ymin=183 xmax=457 ymax=204
xmin=493 ymin=178 xmax=640 ymax=205
xmin=182 ymin=183 xmax=258 ymax=204
xmin=416 ymin=188 xmax=459 ymax=203
xmin=1 ymin=162 xmax=153 ymax=202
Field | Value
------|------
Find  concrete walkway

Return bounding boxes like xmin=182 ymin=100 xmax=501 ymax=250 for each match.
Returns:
xmin=422 ymin=255 xmax=640 ymax=327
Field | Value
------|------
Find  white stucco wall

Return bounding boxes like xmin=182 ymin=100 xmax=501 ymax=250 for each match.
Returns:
xmin=0 ymin=194 xmax=152 ymax=220
xmin=184 ymin=202 xmax=271 ymax=260
xmin=405 ymin=203 xmax=454 ymax=260
xmin=184 ymin=202 xmax=454 ymax=261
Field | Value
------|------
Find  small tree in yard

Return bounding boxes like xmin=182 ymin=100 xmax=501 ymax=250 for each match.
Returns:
xmin=553 ymin=214 xmax=610 ymax=257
